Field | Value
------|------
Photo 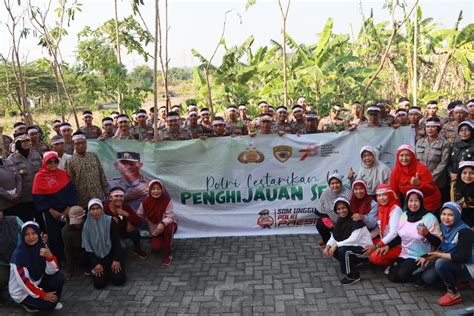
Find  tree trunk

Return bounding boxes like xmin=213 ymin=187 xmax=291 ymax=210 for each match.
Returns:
xmin=114 ymin=0 xmax=123 ymax=112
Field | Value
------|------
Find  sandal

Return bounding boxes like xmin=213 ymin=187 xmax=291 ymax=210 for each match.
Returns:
xmin=437 ymin=293 xmax=463 ymax=306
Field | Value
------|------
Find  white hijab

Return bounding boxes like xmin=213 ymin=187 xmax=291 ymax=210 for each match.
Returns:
xmin=356 ymin=146 xmax=391 ymax=195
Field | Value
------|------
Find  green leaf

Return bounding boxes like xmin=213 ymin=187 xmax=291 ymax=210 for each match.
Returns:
xmin=454 ymin=23 xmax=474 ymax=48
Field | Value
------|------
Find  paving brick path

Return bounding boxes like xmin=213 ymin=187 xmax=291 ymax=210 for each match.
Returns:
xmin=1 ymin=234 xmax=473 ymax=315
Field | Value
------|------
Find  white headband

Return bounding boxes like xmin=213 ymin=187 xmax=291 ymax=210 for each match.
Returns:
xmin=454 ymin=105 xmax=468 ymax=113
xmin=117 ymin=116 xmax=129 ymax=123
xmin=408 ymin=108 xmax=422 ymax=115
xmin=260 ymin=115 xmax=273 ymax=122
xmin=14 ymin=124 xmax=26 ymax=132
xmin=187 ymin=111 xmax=198 ymax=117
xmin=110 ymin=189 xmax=125 ymax=196
xmin=50 ymin=138 xmax=64 ymax=145
xmin=102 ymin=119 xmax=113 ymax=126
xmin=258 ymin=103 xmax=268 ymax=108
xmin=396 ymin=111 xmax=407 ymax=116
xmin=200 ymin=110 xmax=210 ymax=115
xmin=367 ymin=106 xmax=380 ymax=112
xmin=459 ymin=161 xmax=474 ymax=169
xmin=212 ymin=120 xmax=227 ymax=126
xmin=137 ymin=113 xmax=147 ymax=118
xmin=425 ymin=121 xmax=441 ymax=127
xmin=60 ymin=125 xmax=71 ymax=131
xmin=304 ymin=114 xmax=317 ymax=119
xmin=293 ymin=108 xmax=303 ymax=113
xmin=238 ymin=105 xmax=246 ymax=110
xmin=27 ymin=128 xmax=39 ymax=134
xmin=276 ymin=108 xmax=287 ymax=114
xmin=72 ymin=134 xmax=86 ymax=142
xmin=83 ymin=114 xmax=93 ymax=119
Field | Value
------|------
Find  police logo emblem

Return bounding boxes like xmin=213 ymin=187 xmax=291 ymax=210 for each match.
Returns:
xmin=273 ymin=145 xmax=292 ymax=163
xmin=238 ymin=144 xmax=265 ymax=164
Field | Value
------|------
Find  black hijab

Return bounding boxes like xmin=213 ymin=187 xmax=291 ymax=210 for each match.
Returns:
xmin=455 ymin=162 xmax=474 ymax=205
xmin=405 ymin=189 xmax=428 ymax=223
xmin=332 ymin=197 xmax=365 ymax=242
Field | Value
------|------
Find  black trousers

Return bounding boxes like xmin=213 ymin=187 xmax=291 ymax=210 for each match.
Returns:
xmin=316 ymin=218 xmax=332 ymax=244
xmin=333 ymin=246 xmax=368 ymax=276
xmin=388 ymin=257 xmax=419 ymax=283
xmin=92 ymin=255 xmax=126 ymax=289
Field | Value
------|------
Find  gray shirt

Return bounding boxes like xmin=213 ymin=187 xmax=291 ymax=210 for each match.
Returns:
xmin=6 ymin=151 xmax=42 ymax=203
xmin=0 ymin=159 xmax=22 ymax=210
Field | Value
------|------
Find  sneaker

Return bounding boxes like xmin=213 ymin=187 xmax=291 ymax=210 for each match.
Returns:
xmin=21 ymin=304 xmax=40 ymax=313
xmin=134 ymin=248 xmax=148 ymax=259
xmin=54 ymin=302 xmax=63 ymax=311
xmin=384 ymin=266 xmax=391 ymax=275
xmin=162 ymin=255 xmax=172 ymax=266
xmin=414 ymin=278 xmax=425 ymax=288
xmin=340 ymin=275 xmax=361 ymax=285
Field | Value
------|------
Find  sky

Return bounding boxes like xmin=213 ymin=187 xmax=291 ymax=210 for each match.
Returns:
xmin=1 ymin=0 xmax=472 ymax=69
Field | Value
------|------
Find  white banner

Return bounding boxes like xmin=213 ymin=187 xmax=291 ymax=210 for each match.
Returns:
xmin=89 ymin=127 xmax=415 ymax=238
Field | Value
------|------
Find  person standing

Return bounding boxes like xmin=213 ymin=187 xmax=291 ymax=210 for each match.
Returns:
xmin=441 ymin=105 xmax=469 ymax=144
xmin=59 ymin=123 xmax=74 ymax=155
xmin=112 ymin=115 xmax=136 ymax=140
xmin=415 ymin=117 xmax=451 ymax=203
xmin=5 ymin=134 xmax=42 ymax=222
xmin=27 ymin=126 xmax=49 ymax=156
xmin=80 ymin=111 xmax=102 ymax=139
xmin=49 ymin=136 xmax=71 ymax=170
xmin=133 ymin=110 xmax=154 ymax=141
xmin=0 ymin=153 xmax=22 ymax=216
xmin=448 ymin=121 xmax=473 ymax=183
xmin=318 ymin=105 xmax=344 ymax=132
xmin=65 ymin=132 xmax=109 ymax=209
xmin=98 ymin=117 xmax=115 ymax=141
xmin=32 ymin=152 xmax=78 ymax=262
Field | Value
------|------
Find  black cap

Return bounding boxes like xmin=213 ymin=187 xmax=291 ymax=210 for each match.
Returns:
xmin=259 ymin=209 xmax=270 ymax=215
xmin=116 ymin=151 xmax=140 ymax=162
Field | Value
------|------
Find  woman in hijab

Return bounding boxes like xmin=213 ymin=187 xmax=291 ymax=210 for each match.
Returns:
xmin=82 ymin=198 xmax=126 ymax=289
xmin=315 ymin=173 xmax=352 ymax=246
xmin=137 ymin=180 xmax=177 ymax=266
xmin=32 ymin=151 xmax=78 ymax=262
xmin=388 ymin=189 xmax=442 ymax=284
xmin=420 ymin=202 xmax=473 ymax=307
xmin=323 ymin=197 xmax=373 ymax=285
xmin=390 ymin=144 xmax=441 ymax=212
xmin=0 ymin=210 xmax=22 ymax=292
xmin=365 ymin=184 xmax=403 ymax=269
xmin=8 ymin=221 xmax=64 ymax=312
xmin=348 ymin=146 xmax=391 ymax=196
xmin=5 ymin=133 xmax=42 ymax=222
xmin=449 ymin=121 xmax=473 ymax=183
xmin=349 ymin=180 xmax=378 ymax=238
xmin=453 ymin=161 xmax=473 ymax=227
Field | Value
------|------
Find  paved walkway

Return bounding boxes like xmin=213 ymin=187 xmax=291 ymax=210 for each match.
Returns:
xmin=1 ymin=234 xmax=473 ymax=315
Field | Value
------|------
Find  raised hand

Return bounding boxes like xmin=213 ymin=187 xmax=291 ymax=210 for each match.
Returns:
xmin=410 ymin=172 xmax=421 ymax=186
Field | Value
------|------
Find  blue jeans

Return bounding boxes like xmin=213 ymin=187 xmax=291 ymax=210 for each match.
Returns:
xmin=421 ymin=258 xmax=470 ymax=293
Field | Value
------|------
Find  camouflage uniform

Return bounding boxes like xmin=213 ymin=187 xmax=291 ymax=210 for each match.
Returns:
xmin=317 ymin=116 xmax=344 ymax=132
xmin=413 ymin=124 xmax=426 ymax=143
xmin=186 ymin=124 xmax=207 ymax=139
xmin=64 ymin=140 xmax=74 ymax=155
xmin=112 ymin=132 xmax=137 ymax=140
xmin=6 ymin=151 xmax=42 ymax=204
xmin=80 ymin=125 xmax=102 ymax=139
xmin=272 ymin=122 xmax=293 ymax=134
xmin=226 ymin=120 xmax=248 ymax=136
xmin=133 ymin=125 xmax=155 ymax=141
xmin=0 ymin=135 xmax=13 ymax=157
xmin=159 ymin=127 xmax=193 ymax=141
xmin=415 ymin=136 xmax=451 ymax=189
xmin=30 ymin=142 xmax=50 ymax=156
xmin=291 ymin=120 xmax=306 ymax=134
xmin=97 ymin=132 xmax=115 ymax=141
xmin=441 ymin=121 xmax=460 ymax=144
